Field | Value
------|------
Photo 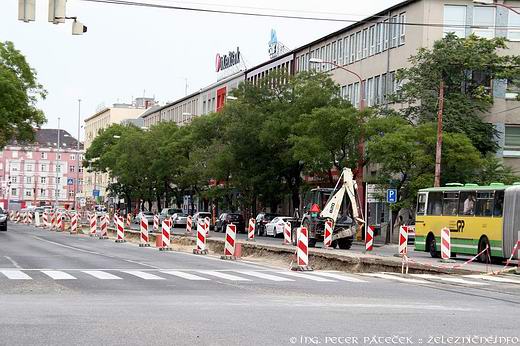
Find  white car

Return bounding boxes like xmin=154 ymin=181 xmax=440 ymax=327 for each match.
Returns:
xmin=135 ymin=211 xmax=154 ymax=225
xmin=171 ymin=213 xmax=188 ymax=228
xmin=265 ymin=217 xmax=293 ymax=237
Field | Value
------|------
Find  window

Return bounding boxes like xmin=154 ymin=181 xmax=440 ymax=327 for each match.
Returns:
xmin=367 ymin=78 xmax=374 ymax=106
xmin=369 ymin=25 xmax=375 ymax=56
xmin=40 ymin=188 xmax=46 ymax=197
xmin=57 ymin=177 xmax=61 ymax=185
xmin=78 ymin=178 xmax=84 ymax=185
xmin=350 ymin=34 xmax=356 ymax=63
xmin=25 ymin=189 xmax=32 ymax=197
xmin=331 ymin=41 xmax=337 ymax=64
xmin=26 ymin=176 xmax=31 ymax=184
xmin=458 ymin=191 xmax=476 ymax=216
xmin=25 ymin=164 xmax=33 ymax=172
xmin=70 ymin=165 xmax=75 ymax=173
xmin=444 ymin=5 xmax=467 ymax=38
xmin=399 ymin=13 xmax=406 ymax=44
xmin=356 ymin=31 xmax=362 ymax=61
xmin=325 ymin=44 xmax=331 ymax=70
xmin=494 ymin=190 xmax=504 ymax=217
xmin=362 ymin=29 xmax=368 ymax=58
xmin=374 ymin=75 xmax=381 ymax=105
xmin=57 ymin=154 xmax=61 ymax=160
xmin=376 ymin=23 xmax=382 ymax=53
xmin=473 ymin=6 xmax=495 ymax=39
xmin=320 ymin=46 xmax=325 ymax=71
xmin=417 ymin=193 xmax=427 ymax=216
xmin=347 ymin=84 xmax=353 ymax=103
xmin=443 ymin=192 xmax=459 ymax=216
xmin=427 ymin=192 xmax=443 ymax=216
xmin=383 ymin=19 xmax=389 ymax=50
xmin=508 ymin=11 xmax=520 ymax=41
xmin=11 ymin=176 xmax=17 ymax=184
xmin=337 ymin=39 xmax=343 ymax=65
xmin=353 ymin=82 xmax=360 ymax=108
xmin=343 ymin=37 xmax=349 ymax=64
xmin=40 ymin=177 xmax=46 ymax=184
xmin=381 ymin=73 xmax=387 ymax=101
xmin=11 ymin=188 xmax=17 ymax=196
xmin=41 ymin=164 xmax=46 ymax=172
xmin=71 ymin=154 xmax=75 ymax=161
xmin=341 ymin=85 xmax=347 ymax=99
xmin=69 ymin=190 xmax=74 ymax=198
xmin=390 ymin=15 xmax=398 ymax=47
xmin=505 ymin=126 xmax=520 ymax=149
xmin=57 ymin=164 xmax=61 ymax=173
xmin=475 ymin=192 xmax=494 ymax=217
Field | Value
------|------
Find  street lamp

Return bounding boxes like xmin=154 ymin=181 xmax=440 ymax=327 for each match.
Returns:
xmin=74 ymin=99 xmax=81 ymax=210
xmin=473 ymin=0 xmax=520 ymax=15
xmin=54 ymin=117 xmax=61 ymax=209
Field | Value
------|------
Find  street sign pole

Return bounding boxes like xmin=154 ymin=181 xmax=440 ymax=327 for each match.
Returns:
xmin=386 ymin=189 xmax=397 ymax=244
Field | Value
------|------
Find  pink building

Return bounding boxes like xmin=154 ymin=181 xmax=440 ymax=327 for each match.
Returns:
xmin=0 ymin=129 xmax=84 ymax=210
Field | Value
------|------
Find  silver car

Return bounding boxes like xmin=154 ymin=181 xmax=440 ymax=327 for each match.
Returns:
xmin=135 ymin=211 xmax=154 ymax=225
xmin=171 ymin=213 xmax=188 ymax=228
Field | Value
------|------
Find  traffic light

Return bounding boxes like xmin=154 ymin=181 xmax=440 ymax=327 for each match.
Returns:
xmin=72 ymin=20 xmax=87 ymax=35
xmin=48 ymin=0 xmax=66 ymax=24
xmin=18 ymin=0 xmax=36 ymax=22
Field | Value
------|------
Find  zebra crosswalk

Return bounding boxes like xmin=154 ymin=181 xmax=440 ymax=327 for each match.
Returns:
xmin=0 ymin=269 xmax=519 ymax=287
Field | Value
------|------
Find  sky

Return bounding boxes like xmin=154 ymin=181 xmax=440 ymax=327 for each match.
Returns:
xmin=1 ymin=0 xmax=402 ymax=140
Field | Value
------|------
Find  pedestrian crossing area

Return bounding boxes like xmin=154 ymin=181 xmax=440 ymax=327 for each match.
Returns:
xmin=0 ymin=268 xmax=519 ymax=287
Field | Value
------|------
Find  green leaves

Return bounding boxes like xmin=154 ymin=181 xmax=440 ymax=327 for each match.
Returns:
xmin=0 ymin=41 xmax=46 ymax=148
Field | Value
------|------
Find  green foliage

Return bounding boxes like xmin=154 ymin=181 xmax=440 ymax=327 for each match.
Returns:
xmin=0 ymin=41 xmax=46 ymax=148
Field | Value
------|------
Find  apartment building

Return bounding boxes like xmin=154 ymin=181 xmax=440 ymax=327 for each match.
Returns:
xmin=0 ymin=129 xmax=84 ymax=210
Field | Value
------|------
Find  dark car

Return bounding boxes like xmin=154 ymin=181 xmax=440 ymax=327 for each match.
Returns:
xmin=255 ymin=213 xmax=280 ymax=236
xmin=216 ymin=213 xmax=245 ymax=233
xmin=0 ymin=208 xmax=7 ymax=231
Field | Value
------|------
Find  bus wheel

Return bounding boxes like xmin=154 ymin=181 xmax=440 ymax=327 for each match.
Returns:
xmin=478 ymin=236 xmax=491 ymax=263
xmin=427 ymin=234 xmax=440 ymax=258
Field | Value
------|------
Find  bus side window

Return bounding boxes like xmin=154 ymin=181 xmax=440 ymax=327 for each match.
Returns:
xmin=475 ymin=192 xmax=494 ymax=217
xmin=443 ymin=192 xmax=459 ymax=216
xmin=493 ymin=190 xmax=504 ymax=217
xmin=416 ymin=193 xmax=427 ymax=215
xmin=459 ymin=191 xmax=476 ymax=216
xmin=427 ymin=192 xmax=443 ymax=216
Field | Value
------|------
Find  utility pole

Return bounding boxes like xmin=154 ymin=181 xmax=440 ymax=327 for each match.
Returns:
xmin=74 ymin=99 xmax=81 ymax=210
xmin=55 ymin=117 xmax=61 ymax=208
xmin=434 ymin=80 xmax=445 ymax=188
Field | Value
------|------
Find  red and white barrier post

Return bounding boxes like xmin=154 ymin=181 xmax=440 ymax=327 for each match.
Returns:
xmin=153 ymin=215 xmax=159 ymax=232
xmin=70 ymin=213 xmax=78 ymax=234
xmin=283 ymin=221 xmax=291 ymax=245
xmin=113 ymin=213 xmax=119 ymax=228
xmin=28 ymin=212 xmax=33 ymax=225
xmin=193 ymin=220 xmax=208 ymax=255
xmin=221 ymin=223 xmax=237 ymax=260
xmin=365 ymin=225 xmax=374 ymax=252
xmin=15 ymin=211 xmax=20 ymax=223
xmin=99 ymin=214 xmax=109 ymax=239
xmin=185 ymin=215 xmax=193 ymax=235
xmin=324 ymin=220 xmax=333 ymax=249
xmin=43 ymin=211 xmax=48 ymax=228
xmin=115 ymin=216 xmax=126 ymax=243
xmin=159 ymin=219 xmax=173 ymax=251
xmin=440 ymin=227 xmax=455 ymax=263
xmin=204 ymin=217 xmax=211 ymax=238
xmin=292 ymin=227 xmax=312 ymax=271
xmin=139 ymin=217 xmax=150 ymax=247
xmin=126 ymin=213 xmax=132 ymax=228
xmin=247 ymin=218 xmax=255 ymax=242
xmin=90 ymin=214 xmax=97 ymax=237
xmin=398 ymin=226 xmax=408 ymax=256
xmin=56 ymin=213 xmax=63 ymax=232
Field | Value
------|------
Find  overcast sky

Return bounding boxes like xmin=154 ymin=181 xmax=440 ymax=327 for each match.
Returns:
xmin=1 ymin=0 xmax=402 ymax=140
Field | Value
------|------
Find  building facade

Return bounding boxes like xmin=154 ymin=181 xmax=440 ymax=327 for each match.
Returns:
xmin=84 ymin=98 xmax=153 ymax=201
xmin=0 ymin=129 xmax=84 ymax=210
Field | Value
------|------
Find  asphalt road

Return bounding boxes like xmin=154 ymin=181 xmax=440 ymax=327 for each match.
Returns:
xmin=1 ymin=222 xmax=520 ymax=346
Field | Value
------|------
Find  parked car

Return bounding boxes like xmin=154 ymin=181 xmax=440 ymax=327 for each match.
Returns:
xmin=193 ymin=211 xmax=211 ymax=229
xmin=216 ymin=213 xmax=245 ymax=233
xmin=134 ymin=211 xmax=154 ymax=225
xmin=255 ymin=213 xmax=279 ymax=236
xmin=159 ymin=208 xmax=183 ymax=223
xmin=0 ymin=208 xmax=7 ymax=231
xmin=171 ymin=213 xmax=189 ymax=228
xmin=265 ymin=217 xmax=294 ymax=237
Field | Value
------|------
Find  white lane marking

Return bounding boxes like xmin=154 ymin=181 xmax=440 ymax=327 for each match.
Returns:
xmin=363 ymin=273 xmax=429 ymax=284
xmin=236 ymin=271 xmax=294 ymax=282
xmin=276 ymin=271 xmax=336 ymax=282
xmin=160 ymin=270 xmax=211 ymax=281
xmin=411 ymin=274 xmax=488 ymax=286
xmin=310 ymin=272 xmax=367 ymax=283
xmin=41 ymin=270 xmax=76 ymax=280
xmin=82 ymin=270 xmax=122 ymax=280
xmin=4 ymin=256 xmax=22 ymax=269
xmin=199 ymin=271 xmax=251 ymax=281
xmin=464 ymin=275 xmax=520 ymax=284
xmin=121 ymin=270 xmax=165 ymax=280
xmin=0 ymin=270 xmax=32 ymax=280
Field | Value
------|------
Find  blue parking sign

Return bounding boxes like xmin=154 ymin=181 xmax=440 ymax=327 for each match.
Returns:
xmin=387 ymin=189 xmax=397 ymax=203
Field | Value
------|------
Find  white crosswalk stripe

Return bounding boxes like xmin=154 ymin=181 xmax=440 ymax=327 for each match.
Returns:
xmin=363 ymin=273 xmax=429 ymax=284
xmin=160 ymin=270 xmax=210 ymax=281
xmin=82 ymin=270 xmax=122 ymax=280
xmin=277 ymin=271 xmax=336 ymax=282
xmin=236 ymin=271 xmax=295 ymax=282
xmin=0 ymin=270 xmax=32 ymax=280
xmin=310 ymin=272 xmax=368 ymax=283
xmin=41 ymin=270 xmax=76 ymax=280
xmin=198 ymin=271 xmax=251 ymax=281
xmin=411 ymin=274 xmax=488 ymax=286
xmin=121 ymin=271 xmax=165 ymax=280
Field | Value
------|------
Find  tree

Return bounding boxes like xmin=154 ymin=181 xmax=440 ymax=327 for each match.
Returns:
xmin=0 ymin=41 xmax=46 ymax=148
xmin=395 ymin=34 xmax=520 ymax=154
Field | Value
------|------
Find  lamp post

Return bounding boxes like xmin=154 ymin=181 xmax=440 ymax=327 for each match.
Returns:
xmin=308 ymin=58 xmax=366 ymax=240
xmin=74 ymin=99 xmax=81 ymax=210
xmin=54 ymin=117 xmax=61 ymax=209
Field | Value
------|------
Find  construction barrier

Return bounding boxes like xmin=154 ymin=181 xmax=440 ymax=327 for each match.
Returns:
xmin=365 ymin=225 xmax=374 ymax=252
xmin=35 ymin=212 xmax=40 ymax=227
xmin=99 ymin=214 xmax=109 ymax=239
xmin=28 ymin=212 xmax=33 ymax=225
xmin=90 ymin=214 xmax=97 ymax=237
xmin=50 ymin=212 xmax=56 ymax=230
xmin=221 ymin=223 xmax=237 ymax=260
xmin=56 ymin=213 xmax=63 ymax=232
xmin=324 ymin=220 xmax=333 ymax=249
xmin=185 ymin=215 xmax=193 ymax=235
xmin=115 ymin=216 xmax=126 ymax=243
xmin=292 ymin=227 xmax=312 ymax=271
xmin=193 ymin=220 xmax=208 ymax=255
xmin=159 ymin=219 xmax=173 ymax=251
xmin=43 ymin=211 xmax=48 ymax=228
xmin=139 ymin=217 xmax=150 ymax=247
xmin=247 ymin=218 xmax=255 ymax=241
xmin=113 ymin=213 xmax=119 ymax=228
xmin=153 ymin=215 xmax=159 ymax=232
xmin=398 ymin=226 xmax=408 ymax=255
xmin=204 ymin=217 xmax=211 ymax=238
xmin=126 ymin=213 xmax=132 ymax=228
xmin=440 ymin=227 xmax=453 ymax=262
xmin=70 ymin=213 xmax=78 ymax=234
xmin=283 ymin=221 xmax=291 ymax=245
